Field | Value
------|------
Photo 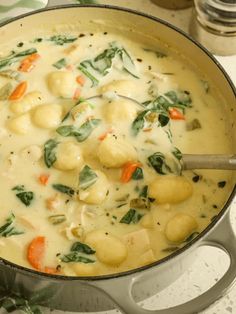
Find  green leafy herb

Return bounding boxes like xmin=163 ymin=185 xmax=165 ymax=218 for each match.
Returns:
xmin=120 ymin=208 xmax=143 ymax=224
xmin=61 ymin=252 xmax=95 ymax=263
xmin=0 ymin=213 xmax=24 ymax=237
xmin=0 ymin=48 xmax=37 ymax=70
xmin=49 ymin=35 xmax=78 ymax=46
xmin=71 ymin=241 xmax=95 ymax=254
xmin=44 ymin=139 xmax=59 ymax=168
xmin=12 ymin=185 xmax=25 ymax=192
xmin=148 ymin=152 xmax=171 ymax=175
xmin=78 ymin=64 xmax=99 ymax=87
xmin=158 ymin=114 xmax=169 ymax=127
xmin=139 ymin=185 xmax=148 ymax=198
xmin=52 ymin=184 xmax=75 ymax=196
xmin=0 ymin=82 xmax=12 ymax=100
xmin=130 ymin=198 xmax=150 ymax=209
xmin=131 ymin=167 xmax=144 ymax=180
xmin=57 ymin=119 xmax=101 ymax=142
xmin=53 ymin=58 xmax=67 ymax=69
xmin=172 ymin=147 xmax=182 ymax=161
xmin=48 ymin=214 xmax=66 ymax=225
xmin=131 ymin=110 xmax=148 ymax=135
xmin=79 ymin=165 xmax=98 ymax=190
xmin=16 ymin=191 xmax=34 ymax=206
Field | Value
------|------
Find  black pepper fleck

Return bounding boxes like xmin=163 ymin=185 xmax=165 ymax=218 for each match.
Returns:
xmin=79 ymin=33 xmax=85 ymax=38
xmin=56 ymin=253 xmax=61 ymax=257
xmin=192 ymin=175 xmax=200 ymax=183
xmin=137 ymin=58 xmax=142 ymax=62
xmin=212 ymin=204 xmax=218 ymax=209
xmin=148 ymin=65 xmax=152 ymax=70
xmin=17 ymin=42 xmax=24 ymax=47
xmin=218 ymin=181 xmax=226 ymax=188
xmin=103 ymin=32 xmax=108 ymax=35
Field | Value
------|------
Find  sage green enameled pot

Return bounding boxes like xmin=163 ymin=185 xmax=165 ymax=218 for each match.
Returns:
xmin=0 ymin=4 xmax=236 ymax=314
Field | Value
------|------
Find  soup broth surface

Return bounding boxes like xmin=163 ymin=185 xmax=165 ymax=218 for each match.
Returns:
xmin=0 ymin=29 xmax=233 ymax=276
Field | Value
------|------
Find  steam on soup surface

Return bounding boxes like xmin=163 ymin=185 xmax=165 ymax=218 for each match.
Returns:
xmin=0 ymin=30 xmax=233 ymax=276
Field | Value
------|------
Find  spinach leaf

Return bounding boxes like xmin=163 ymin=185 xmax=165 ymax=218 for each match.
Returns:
xmin=130 ymin=198 xmax=150 ymax=209
xmin=44 ymin=139 xmax=59 ymax=168
xmin=16 ymin=191 xmax=34 ymax=206
xmin=61 ymin=98 xmax=86 ymax=123
xmin=0 ymin=82 xmax=12 ymax=100
xmin=61 ymin=252 xmax=95 ymax=263
xmin=0 ymin=48 xmax=37 ymax=70
xmin=131 ymin=110 xmax=148 ymax=135
xmin=71 ymin=241 xmax=95 ymax=254
xmin=0 ymin=213 xmax=24 ymax=237
xmin=78 ymin=64 xmax=99 ymax=87
xmin=48 ymin=214 xmax=66 ymax=225
xmin=132 ymin=167 xmax=144 ymax=180
xmin=52 ymin=184 xmax=75 ymax=196
xmin=172 ymin=147 xmax=182 ymax=161
xmin=148 ymin=152 xmax=171 ymax=175
xmin=12 ymin=185 xmax=25 ymax=192
xmin=120 ymin=209 xmax=143 ymax=224
xmin=139 ymin=185 xmax=148 ymax=198
xmin=79 ymin=165 xmax=98 ymax=190
xmin=119 ymin=47 xmax=139 ymax=78
xmin=49 ymin=35 xmax=78 ymax=46
xmin=57 ymin=119 xmax=101 ymax=142
xmin=53 ymin=58 xmax=67 ymax=69
xmin=158 ymin=114 xmax=169 ymax=127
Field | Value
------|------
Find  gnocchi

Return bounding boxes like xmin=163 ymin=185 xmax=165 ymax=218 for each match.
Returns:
xmin=53 ymin=141 xmax=84 ymax=171
xmin=104 ymin=98 xmax=137 ymax=124
xmin=149 ymin=176 xmax=193 ymax=204
xmin=165 ymin=214 xmax=198 ymax=243
xmin=85 ymin=230 xmax=127 ymax=266
xmin=47 ymin=71 xmax=77 ymax=98
xmin=97 ymin=135 xmax=137 ymax=168
xmin=32 ymin=104 xmax=63 ymax=129
xmin=100 ymin=80 xmax=137 ymax=98
xmin=10 ymin=91 xmax=43 ymax=114
xmin=7 ymin=113 xmax=32 ymax=134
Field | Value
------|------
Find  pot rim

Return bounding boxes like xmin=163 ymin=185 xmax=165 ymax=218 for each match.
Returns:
xmin=0 ymin=3 xmax=235 ymax=282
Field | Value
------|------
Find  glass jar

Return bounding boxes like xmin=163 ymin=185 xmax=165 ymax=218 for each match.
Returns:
xmin=151 ymin=0 xmax=194 ymax=10
xmin=190 ymin=0 xmax=236 ymax=55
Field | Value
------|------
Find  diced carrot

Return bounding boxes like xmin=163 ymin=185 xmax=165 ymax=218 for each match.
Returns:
xmin=76 ymin=75 xmax=86 ymax=86
xmin=9 ymin=81 xmax=27 ymax=100
xmin=73 ymin=88 xmax=81 ymax=100
xmin=44 ymin=266 xmax=59 ymax=274
xmin=27 ymin=236 xmax=45 ymax=270
xmin=98 ymin=128 xmax=114 ymax=141
xmin=18 ymin=53 xmax=40 ymax=73
xmin=143 ymin=128 xmax=152 ymax=132
xmin=121 ymin=162 xmax=142 ymax=183
xmin=169 ymin=108 xmax=185 ymax=120
xmin=39 ymin=174 xmax=50 ymax=186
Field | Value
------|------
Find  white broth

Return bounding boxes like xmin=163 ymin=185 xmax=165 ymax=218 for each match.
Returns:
xmin=0 ymin=30 xmax=233 ymax=276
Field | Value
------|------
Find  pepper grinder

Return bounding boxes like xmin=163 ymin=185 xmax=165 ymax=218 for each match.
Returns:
xmin=190 ymin=0 xmax=236 ymax=55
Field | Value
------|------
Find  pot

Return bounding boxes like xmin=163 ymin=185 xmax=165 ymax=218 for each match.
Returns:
xmin=0 ymin=4 xmax=236 ymax=314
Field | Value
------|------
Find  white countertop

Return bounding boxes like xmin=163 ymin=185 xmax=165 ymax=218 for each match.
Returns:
xmin=0 ymin=1 xmax=236 ymax=313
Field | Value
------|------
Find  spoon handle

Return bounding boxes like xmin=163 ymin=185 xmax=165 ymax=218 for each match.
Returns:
xmin=182 ymin=154 xmax=236 ymax=170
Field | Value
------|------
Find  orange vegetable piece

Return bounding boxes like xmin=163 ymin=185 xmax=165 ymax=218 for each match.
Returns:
xmin=73 ymin=88 xmax=81 ymax=100
xmin=27 ymin=236 xmax=45 ymax=270
xmin=44 ymin=266 xmax=59 ymax=274
xmin=98 ymin=128 xmax=114 ymax=141
xmin=38 ymin=174 xmax=50 ymax=186
xmin=169 ymin=108 xmax=185 ymax=120
xmin=18 ymin=53 xmax=40 ymax=73
xmin=9 ymin=81 xmax=27 ymax=100
xmin=76 ymin=75 xmax=85 ymax=86
xmin=121 ymin=162 xmax=142 ymax=183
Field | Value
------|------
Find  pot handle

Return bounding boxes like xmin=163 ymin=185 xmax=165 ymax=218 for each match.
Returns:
xmin=92 ymin=214 xmax=236 ymax=314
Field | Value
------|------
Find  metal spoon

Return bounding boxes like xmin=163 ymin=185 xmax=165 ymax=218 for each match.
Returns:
xmin=86 ymin=94 xmax=236 ymax=170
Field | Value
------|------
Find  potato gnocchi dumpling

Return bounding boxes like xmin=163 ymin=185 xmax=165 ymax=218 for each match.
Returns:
xmin=104 ymin=99 xmax=137 ymax=124
xmin=85 ymin=230 xmax=127 ymax=266
xmin=97 ymin=135 xmax=137 ymax=168
xmin=53 ymin=141 xmax=84 ymax=171
xmin=32 ymin=104 xmax=63 ymax=129
xmin=47 ymin=71 xmax=76 ymax=98
xmin=78 ymin=170 xmax=109 ymax=205
xmin=100 ymin=80 xmax=136 ymax=98
xmin=149 ymin=176 xmax=193 ymax=204
xmin=165 ymin=214 xmax=198 ymax=243
xmin=10 ymin=91 xmax=43 ymax=114
xmin=7 ymin=113 xmax=32 ymax=134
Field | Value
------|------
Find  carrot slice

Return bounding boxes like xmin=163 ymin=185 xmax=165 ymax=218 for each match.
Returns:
xmin=76 ymin=75 xmax=85 ymax=86
xmin=73 ymin=88 xmax=81 ymax=100
xmin=18 ymin=53 xmax=40 ymax=73
xmin=27 ymin=236 xmax=45 ymax=270
xmin=9 ymin=81 xmax=27 ymax=100
xmin=39 ymin=174 xmax=50 ymax=186
xmin=98 ymin=128 xmax=113 ymax=141
xmin=121 ymin=162 xmax=142 ymax=183
xmin=169 ymin=108 xmax=185 ymax=120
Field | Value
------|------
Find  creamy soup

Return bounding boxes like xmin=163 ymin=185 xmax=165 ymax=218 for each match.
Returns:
xmin=0 ymin=29 xmax=233 ymax=277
